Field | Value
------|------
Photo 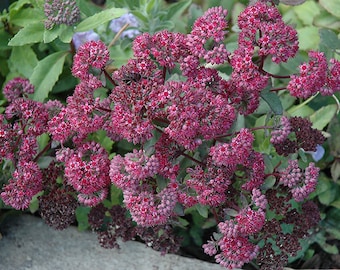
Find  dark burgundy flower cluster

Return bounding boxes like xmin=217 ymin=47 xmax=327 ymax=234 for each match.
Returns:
xmin=88 ymin=204 xmax=136 ymax=249
xmin=271 ymin=116 xmax=325 ymax=156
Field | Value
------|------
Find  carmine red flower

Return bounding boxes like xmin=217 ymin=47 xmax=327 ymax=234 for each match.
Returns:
xmin=287 ymin=51 xmax=328 ymax=98
xmin=72 ymin=40 xmax=109 ymax=85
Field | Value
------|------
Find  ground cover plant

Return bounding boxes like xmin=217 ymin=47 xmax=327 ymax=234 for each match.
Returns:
xmin=1 ymin=0 xmax=340 ymax=269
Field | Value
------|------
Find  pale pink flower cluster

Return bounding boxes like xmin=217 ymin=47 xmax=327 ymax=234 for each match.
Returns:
xmin=280 ymin=160 xmax=319 ymax=202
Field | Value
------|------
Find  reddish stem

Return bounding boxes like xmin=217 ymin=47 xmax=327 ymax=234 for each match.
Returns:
xmin=33 ymin=141 xmax=52 ymax=163
xmin=102 ymin=68 xmax=118 ymax=86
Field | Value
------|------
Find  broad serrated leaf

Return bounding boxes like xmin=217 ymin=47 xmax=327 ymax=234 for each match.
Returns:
xmin=319 ymin=0 xmax=340 ymax=19
xmin=293 ymin=0 xmax=320 ymax=25
xmin=43 ymin=25 xmax=65 ymax=43
xmin=59 ymin=26 xmax=74 ymax=43
xmin=314 ymin=11 xmax=340 ymax=31
xmin=10 ymin=7 xmax=45 ymax=27
xmin=319 ymin=29 xmax=340 ymax=50
xmin=260 ymin=88 xmax=283 ymax=115
xmin=9 ymin=45 xmax=38 ymax=78
xmin=297 ymin=26 xmax=320 ymax=50
xmin=8 ymin=22 xmax=45 ymax=46
xmin=75 ymin=8 xmax=127 ymax=32
xmin=310 ymin=104 xmax=337 ymax=130
xmin=31 ymin=51 xmax=68 ymax=102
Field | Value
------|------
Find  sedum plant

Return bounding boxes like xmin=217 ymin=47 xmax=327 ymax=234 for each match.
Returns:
xmin=1 ymin=0 xmax=340 ymax=269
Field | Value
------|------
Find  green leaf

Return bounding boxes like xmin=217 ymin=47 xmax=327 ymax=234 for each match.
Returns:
xmin=37 ymin=156 xmax=54 ymax=169
xmin=319 ymin=0 xmax=340 ymax=19
xmin=297 ymin=26 xmax=320 ymax=50
xmin=31 ymin=51 xmax=69 ymax=102
xmin=260 ymin=88 xmax=283 ymax=115
xmin=288 ymin=104 xmax=314 ymax=118
xmin=10 ymin=6 xmax=45 ymax=27
xmin=310 ymin=104 xmax=337 ymax=130
xmin=43 ymin=25 xmax=65 ymax=43
xmin=314 ymin=11 xmax=340 ymax=31
xmin=318 ymin=183 xmax=337 ymax=205
xmin=8 ymin=45 xmax=38 ymax=78
xmin=75 ymin=206 xmax=91 ymax=231
xmin=331 ymin=160 xmax=340 ymax=182
xmin=8 ymin=22 xmax=45 ymax=46
xmin=0 ymin=31 xmax=11 ymax=50
xmin=29 ymin=191 xmax=43 ymax=213
xmin=59 ymin=25 xmax=74 ymax=43
xmin=281 ymin=223 xmax=294 ymax=234
xmin=75 ymin=8 xmax=127 ymax=32
xmin=293 ymin=1 xmax=320 ymax=26
xmin=165 ymin=0 xmax=191 ymax=20
xmin=319 ymin=29 xmax=340 ymax=50
xmin=195 ymin=204 xmax=209 ymax=218
xmin=327 ymin=116 xmax=340 ymax=157
xmin=331 ymin=199 xmax=340 ymax=209
xmin=280 ymin=0 xmax=306 ymax=5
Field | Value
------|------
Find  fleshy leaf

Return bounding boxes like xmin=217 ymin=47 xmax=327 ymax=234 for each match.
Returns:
xmin=8 ymin=45 xmax=38 ymax=78
xmin=260 ymin=88 xmax=283 ymax=115
xmin=8 ymin=22 xmax=45 ymax=46
xmin=31 ymin=51 xmax=69 ymax=102
xmin=319 ymin=0 xmax=340 ymax=19
xmin=75 ymin=8 xmax=127 ymax=32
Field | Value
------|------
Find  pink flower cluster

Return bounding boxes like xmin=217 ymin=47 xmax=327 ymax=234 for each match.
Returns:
xmin=1 ymin=161 xmax=42 ymax=210
xmin=280 ymin=160 xmax=319 ymax=202
xmin=56 ymin=141 xmax=110 ymax=206
xmin=109 ymin=150 xmax=178 ymax=226
xmin=203 ymin=206 xmax=266 ymax=269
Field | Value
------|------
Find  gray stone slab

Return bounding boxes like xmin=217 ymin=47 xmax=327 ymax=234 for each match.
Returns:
xmin=0 ymin=214 xmax=224 ymax=270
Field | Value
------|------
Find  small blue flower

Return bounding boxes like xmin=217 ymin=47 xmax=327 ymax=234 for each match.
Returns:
xmin=306 ymin=144 xmax=325 ymax=162
xmin=109 ymin=13 xmax=140 ymax=39
xmin=73 ymin=30 xmax=100 ymax=50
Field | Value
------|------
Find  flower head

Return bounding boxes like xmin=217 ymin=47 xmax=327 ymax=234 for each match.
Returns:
xmin=44 ymin=0 xmax=80 ymax=29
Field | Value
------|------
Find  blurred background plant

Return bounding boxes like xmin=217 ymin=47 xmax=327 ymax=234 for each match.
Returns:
xmin=0 ymin=0 xmax=340 ymax=269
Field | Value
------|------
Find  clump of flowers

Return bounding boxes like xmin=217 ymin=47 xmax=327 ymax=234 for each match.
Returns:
xmin=44 ymin=0 xmax=80 ymax=29
xmin=0 ymin=2 xmax=335 ymax=269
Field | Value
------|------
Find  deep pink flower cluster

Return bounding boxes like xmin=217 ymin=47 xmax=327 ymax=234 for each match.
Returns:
xmin=1 ymin=160 xmax=42 ymax=210
xmin=56 ymin=141 xmax=110 ymax=206
xmin=238 ymin=1 xmax=298 ymax=63
xmin=72 ymin=40 xmax=110 ymax=86
xmin=287 ymin=51 xmax=340 ymax=98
